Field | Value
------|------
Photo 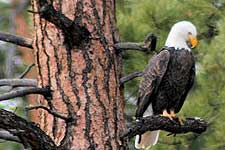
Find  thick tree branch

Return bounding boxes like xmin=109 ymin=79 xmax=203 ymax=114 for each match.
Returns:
xmin=0 ymin=31 xmax=33 ymax=49
xmin=115 ymin=42 xmax=147 ymax=51
xmin=36 ymin=0 xmax=90 ymax=47
xmin=120 ymin=71 xmax=143 ymax=85
xmin=115 ymin=33 xmax=157 ymax=53
xmin=121 ymin=115 xmax=207 ymax=140
xmin=25 ymin=105 xmax=68 ymax=121
xmin=0 ymin=130 xmax=21 ymax=143
xmin=0 ymin=109 xmax=57 ymax=150
xmin=38 ymin=3 xmax=73 ymax=29
xmin=0 ymin=87 xmax=51 ymax=101
xmin=0 ymin=79 xmax=37 ymax=87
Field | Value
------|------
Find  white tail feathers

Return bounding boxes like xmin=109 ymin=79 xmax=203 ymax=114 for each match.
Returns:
xmin=135 ymin=104 xmax=159 ymax=149
xmin=135 ymin=130 xmax=160 ymax=150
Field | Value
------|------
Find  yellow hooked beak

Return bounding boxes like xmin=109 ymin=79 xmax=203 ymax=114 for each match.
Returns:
xmin=188 ymin=35 xmax=198 ymax=48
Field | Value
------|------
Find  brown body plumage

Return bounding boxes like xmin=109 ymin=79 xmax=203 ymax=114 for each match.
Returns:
xmin=136 ymin=47 xmax=195 ymax=118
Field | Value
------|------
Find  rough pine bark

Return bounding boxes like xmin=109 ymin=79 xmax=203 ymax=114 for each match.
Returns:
xmin=32 ymin=0 xmax=125 ymax=149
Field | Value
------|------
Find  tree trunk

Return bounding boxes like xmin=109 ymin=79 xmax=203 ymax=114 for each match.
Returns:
xmin=32 ymin=0 xmax=125 ymax=149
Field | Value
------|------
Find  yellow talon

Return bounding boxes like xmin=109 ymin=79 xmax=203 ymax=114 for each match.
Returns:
xmin=162 ymin=110 xmax=173 ymax=120
xmin=170 ymin=110 xmax=176 ymax=118
xmin=178 ymin=117 xmax=184 ymax=125
xmin=162 ymin=110 xmax=184 ymax=125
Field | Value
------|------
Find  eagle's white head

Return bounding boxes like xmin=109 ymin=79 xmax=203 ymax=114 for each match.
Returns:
xmin=165 ymin=21 xmax=198 ymax=51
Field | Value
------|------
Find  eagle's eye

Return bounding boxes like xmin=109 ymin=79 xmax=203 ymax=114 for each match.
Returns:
xmin=188 ymin=32 xmax=192 ymax=35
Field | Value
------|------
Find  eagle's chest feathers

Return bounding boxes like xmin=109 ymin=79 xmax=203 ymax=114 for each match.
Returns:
xmin=166 ymin=49 xmax=195 ymax=82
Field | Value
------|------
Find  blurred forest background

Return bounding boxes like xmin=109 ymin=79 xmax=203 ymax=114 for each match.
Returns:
xmin=0 ymin=0 xmax=225 ymax=149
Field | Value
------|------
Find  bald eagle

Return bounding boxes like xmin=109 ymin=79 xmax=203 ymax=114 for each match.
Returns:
xmin=135 ymin=21 xmax=198 ymax=149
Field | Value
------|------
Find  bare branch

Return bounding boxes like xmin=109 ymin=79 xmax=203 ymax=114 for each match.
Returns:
xmin=115 ymin=42 xmax=147 ymax=51
xmin=0 ymin=87 xmax=50 ymax=101
xmin=0 ymin=79 xmax=37 ymax=87
xmin=0 ymin=31 xmax=33 ymax=49
xmin=120 ymin=71 xmax=143 ymax=85
xmin=18 ymin=64 xmax=35 ymax=79
xmin=125 ymin=113 xmax=134 ymax=126
xmin=115 ymin=33 xmax=157 ymax=53
xmin=25 ymin=105 xmax=68 ymax=121
xmin=121 ymin=115 xmax=207 ymax=140
xmin=0 ymin=109 xmax=57 ymax=149
xmin=0 ymin=130 xmax=21 ymax=143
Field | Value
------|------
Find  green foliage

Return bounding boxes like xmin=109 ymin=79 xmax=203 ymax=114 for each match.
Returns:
xmin=117 ymin=0 xmax=225 ymax=149
xmin=0 ymin=142 xmax=22 ymax=150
